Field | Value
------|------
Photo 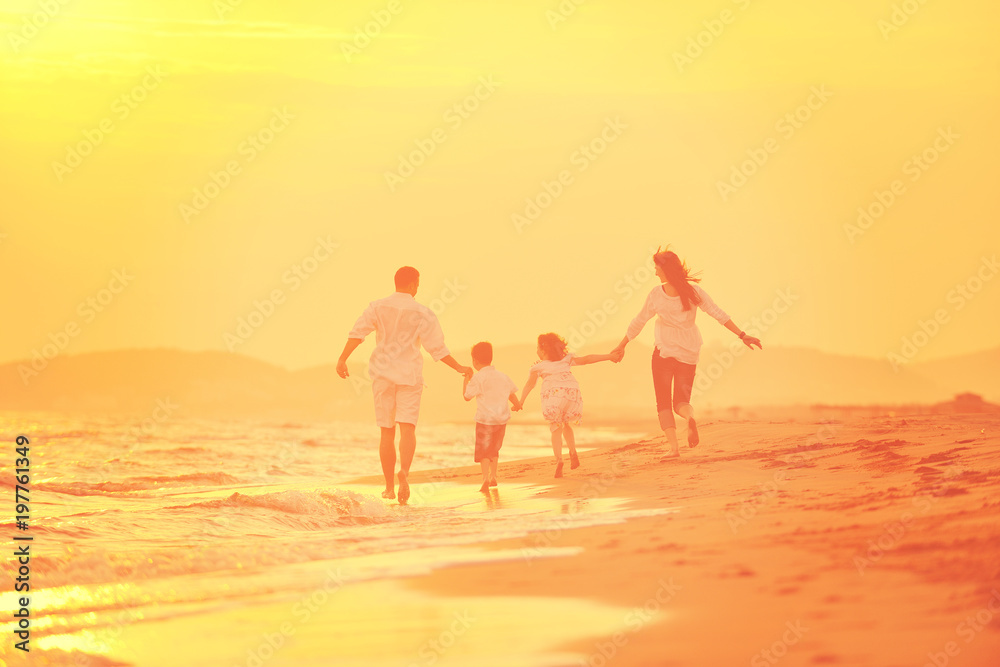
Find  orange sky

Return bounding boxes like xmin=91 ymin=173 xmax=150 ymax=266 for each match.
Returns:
xmin=1 ymin=0 xmax=998 ymax=369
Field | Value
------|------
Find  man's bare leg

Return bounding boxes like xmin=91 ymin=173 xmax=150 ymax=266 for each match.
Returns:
xmin=379 ymin=426 xmax=396 ymax=498
xmin=489 ymin=457 xmax=498 ymax=486
xmin=397 ymin=422 xmax=416 ymax=504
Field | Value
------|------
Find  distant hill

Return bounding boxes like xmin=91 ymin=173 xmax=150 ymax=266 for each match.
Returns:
xmin=1 ymin=344 xmax=997 ymax=423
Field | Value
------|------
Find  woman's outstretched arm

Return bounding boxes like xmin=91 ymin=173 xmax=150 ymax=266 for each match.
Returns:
xmin=721 ymin=319 xmax=762 ymax=350
xmin=695 ymin=285 xmax=762 ymax=350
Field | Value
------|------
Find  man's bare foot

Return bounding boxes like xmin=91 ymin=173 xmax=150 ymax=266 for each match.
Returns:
xmin=489 ymin=478 xmax=497 ymax=487
xmin=554 ymin=461 xmax=564 ymax=478
xmin=687 ymin=418 xmax=699 ymax=447
xmin=660 ymin=450 xmax=680 ymax=462
xmin=381 ymin=489 xmax=395 ymax=499
xmin=570 ymin=450 xmax=580 ymax=469
xmin=397 ymin=471 xmax=410 ymax=505
xmin=479 ymin=481 xmax=490 ymax=493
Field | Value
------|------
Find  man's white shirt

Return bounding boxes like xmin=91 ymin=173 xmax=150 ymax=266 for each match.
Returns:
xmin=349 ymin=292 xmax=449 ymax=386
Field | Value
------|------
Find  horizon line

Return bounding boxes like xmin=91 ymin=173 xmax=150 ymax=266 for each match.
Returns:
xmin=1 ymin=341 xmax=997 ymax=373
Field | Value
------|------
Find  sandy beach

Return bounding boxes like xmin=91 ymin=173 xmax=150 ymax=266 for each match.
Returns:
xmin=372 ymin=413 xmax=1000 ymax=666
xmin=14 ymin=411 xmax=994 ymax=667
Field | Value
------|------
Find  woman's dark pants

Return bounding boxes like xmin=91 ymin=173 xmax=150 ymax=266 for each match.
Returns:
xmin=651 ymin=352 xmax=697 ymax=431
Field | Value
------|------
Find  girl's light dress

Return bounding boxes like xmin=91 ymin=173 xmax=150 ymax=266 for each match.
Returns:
xmin=530 ymin=353 xmax=583 ymax=425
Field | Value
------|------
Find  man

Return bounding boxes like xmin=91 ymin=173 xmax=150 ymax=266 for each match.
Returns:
xmin=336 ymin=266 xmax=472 ymax=504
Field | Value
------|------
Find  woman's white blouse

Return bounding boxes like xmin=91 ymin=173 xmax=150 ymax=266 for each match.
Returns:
xmin=626 ymin=284 xmax=729 ymax=364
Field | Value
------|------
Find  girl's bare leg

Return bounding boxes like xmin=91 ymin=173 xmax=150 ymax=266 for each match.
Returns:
xmin=551 ymin=425 xmax=563 ymax=462
xmin=551 ymin=425 xmax=565 ymax=477
xmin=565 ymin=424 xmax=580 ymax=468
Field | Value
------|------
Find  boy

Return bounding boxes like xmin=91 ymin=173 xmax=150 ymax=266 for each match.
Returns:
xmin=463 ymin=342 xmax=521 ymax=492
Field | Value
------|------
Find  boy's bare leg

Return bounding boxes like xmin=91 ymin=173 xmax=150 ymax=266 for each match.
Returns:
xmin=489 ymin=457 xmax=498 ymax=485
xmin=479 ymin=460 xmax=490 ymax=492
xmin=565 ymin=424 xmax=579 ymax=469
xmin=379 ymin=426 xmax=396 ymax=498
xmin=397 ymin=422 xmax=416 ymax=504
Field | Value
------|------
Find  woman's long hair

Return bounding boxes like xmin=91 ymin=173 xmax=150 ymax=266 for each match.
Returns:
xmin=653 ymin=246 xmax=702 ymax=311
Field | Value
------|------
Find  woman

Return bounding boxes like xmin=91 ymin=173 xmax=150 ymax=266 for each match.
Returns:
xmin=610 ymin=247 xmax=761 ymax=459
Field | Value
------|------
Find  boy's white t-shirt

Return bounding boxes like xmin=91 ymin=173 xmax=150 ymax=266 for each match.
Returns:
xmin=464 ymin=366 xmax=518 ymax=425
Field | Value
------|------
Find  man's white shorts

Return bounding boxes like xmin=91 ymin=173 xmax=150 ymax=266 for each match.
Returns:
xmin=372 ymin=377 xmax=423 ymax=428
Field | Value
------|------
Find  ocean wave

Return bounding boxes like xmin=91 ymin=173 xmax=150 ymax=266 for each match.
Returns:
xmin=1 ymin=521 xmax=100 ymax=539
xmin=38 ymin=471 xmax=243 ymax=496
xmin=167 ymin=489 xmax=393 ymax=526
xmin=133 ymin=472 xmax=241 ymax=485
xmin=30 ymin=490 xmax=394 ymax=588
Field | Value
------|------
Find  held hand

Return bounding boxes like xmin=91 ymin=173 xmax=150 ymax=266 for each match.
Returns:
xmin=512 ymin=401 xmax=522 ymax=412
xmin=741 ymin=335 xmax=762 ymax=350
xmin=460 ymin=366 xmax=474 ymax=380
xmin=336 ymin=359 xmax=350 ymax=379
xmin=610 ymin=347 xmax=625 ymax=363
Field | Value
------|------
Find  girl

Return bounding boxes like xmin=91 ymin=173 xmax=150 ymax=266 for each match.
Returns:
xmin=520 ymin=333 xmax=618 ymax=477
xmin=611 ymin=247 xmax=762 ymax=460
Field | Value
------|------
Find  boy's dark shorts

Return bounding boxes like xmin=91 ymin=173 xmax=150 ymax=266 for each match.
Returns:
xmin=474 ymin=423 xmax=506 ymax=462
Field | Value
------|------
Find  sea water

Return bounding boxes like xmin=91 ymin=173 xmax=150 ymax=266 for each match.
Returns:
xmin=0 ymin=413 xmax=668 ymax=666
